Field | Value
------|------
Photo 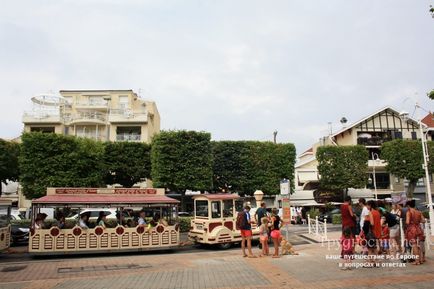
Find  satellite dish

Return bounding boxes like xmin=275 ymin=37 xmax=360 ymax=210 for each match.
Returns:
xmin=340 ymin=117 xmax=348 ymax=124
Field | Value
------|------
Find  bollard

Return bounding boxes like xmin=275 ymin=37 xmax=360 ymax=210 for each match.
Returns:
xmin=399 ymin=218 xmax=405 ymax=249
xmin=308 ymin=214 xmax=311 ymax=234
xmin=315 ymin=216 xmax=319 ymax=236
xmin=324 ymin=218 xmax=327 ymax=240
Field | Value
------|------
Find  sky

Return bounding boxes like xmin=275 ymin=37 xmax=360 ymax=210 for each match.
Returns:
xmin=0 ymin=0 xmax=433 ymax=154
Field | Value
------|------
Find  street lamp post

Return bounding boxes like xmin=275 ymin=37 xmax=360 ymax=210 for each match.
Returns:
xmin=371 ymin=152 xmax=379 ymax=200
xmin=400 ymin=104 xmax=434 ymax=236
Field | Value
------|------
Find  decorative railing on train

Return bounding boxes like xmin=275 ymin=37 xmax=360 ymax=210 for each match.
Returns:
xmin=29 ymin=224 xmax=180 ymax=252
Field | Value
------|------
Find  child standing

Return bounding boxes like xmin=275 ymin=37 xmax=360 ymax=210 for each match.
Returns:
xmin=259 ymin=217 xmax=269 ymax=257
xmin=340 ymin=227 xmax=354 ymax=270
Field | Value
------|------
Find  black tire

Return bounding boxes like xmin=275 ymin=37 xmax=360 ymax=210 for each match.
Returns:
xmin=218 ymin=242 xmax=232 ymax=250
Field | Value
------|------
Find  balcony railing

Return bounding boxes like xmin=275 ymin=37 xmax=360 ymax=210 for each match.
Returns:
xmin=75 ymin=100 xmax=108 ymax=107
xmin=23 ymin=111 xmax=61 ymax=123
xmin=116 ymin=134 xmax=141 ymax=141
xmin=69 ymin=112 xmax=106 ymax=124
xmin=76 ymin=132 xmax=104 ymax=140
xmin=109 ymin=109 xmax=147 ymax=123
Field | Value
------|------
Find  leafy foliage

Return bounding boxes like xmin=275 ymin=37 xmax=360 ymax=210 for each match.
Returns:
xmin=212 ymin=141 xmax=296 ymax=195
xmin=103 ymin=142 xmax=151 ymax=187
xmin=428 ymin=89 xmax=434 ymax=100
xmin=381 ymin=139 xmax=433 ymax=197
xmin=19 ymin=133 xmax=105 ymax=199
xmin=0 ymin=139 xmax=20 ymax=196
xmin=307 ymin=207 xmax=321 ymax=219
xmin=151 ymin=130 xmax=213 ymax=192
xmin=332 ymin=214 xmax=342 ymax=225
xmin=316 ymin=145 xmax=368 ymax=191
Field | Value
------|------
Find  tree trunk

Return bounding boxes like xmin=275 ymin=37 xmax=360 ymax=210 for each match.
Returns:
xmin=0 ymin=182 xmax=2 ymax=197
xmin=343 ymin=188 xmax=348 ymax=202
xmin=407 ymin=180 xmax=417 ymax=199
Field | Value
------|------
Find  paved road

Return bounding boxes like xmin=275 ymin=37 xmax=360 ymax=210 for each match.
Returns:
xmin=1 ymin=235 xmax=433 ymax=289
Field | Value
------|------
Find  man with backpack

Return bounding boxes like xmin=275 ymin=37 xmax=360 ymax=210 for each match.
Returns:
xmin=236 ymin=205 xmax=256 ymax=258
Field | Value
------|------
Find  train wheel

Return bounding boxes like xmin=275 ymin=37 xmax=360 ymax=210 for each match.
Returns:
xmin=218 ymin=242 xmax=232 ymax=250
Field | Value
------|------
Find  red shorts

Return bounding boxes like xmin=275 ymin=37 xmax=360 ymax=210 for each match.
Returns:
xmin=240 ymin=229 xmax=252 ymax=237
xmin=271 ymin=230 xmax=281 ymax=239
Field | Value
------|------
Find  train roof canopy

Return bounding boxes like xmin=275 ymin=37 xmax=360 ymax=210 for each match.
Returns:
xmin=32 ymin=194 xmax=179 ymax=207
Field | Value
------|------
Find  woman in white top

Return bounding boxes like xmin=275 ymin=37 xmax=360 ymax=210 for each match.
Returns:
xmin=79 ymin=214 xmax=89 ymax=229
xmin=390 ymin=204 xmax=401 ymax=217
xmin=358 ymin=198 xmax=369 ymax=232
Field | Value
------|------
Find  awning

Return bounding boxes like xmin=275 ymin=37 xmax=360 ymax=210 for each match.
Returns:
xmin=32 ymin=194 xmax=179 ymax=206
xmin=192 ymin=194 xmax=240 ymax=200
xmin=290 ymin=200 xmax=324 ymax=207
xmin=297 ymin=171 xmax=318 ymax=183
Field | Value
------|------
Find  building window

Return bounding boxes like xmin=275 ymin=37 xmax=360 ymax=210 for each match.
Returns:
xmin=119 ymin=95 xmax=129 ymax=110
xmin=411 ymin=131 xmax=417 ymax=140
xmin=116 ymin=126 xmax=141 ymax=141
xmin=30 ymin=127 xmax=55 ymax=133
xmin=367 ymin=173 xmax=390 ymax=189
xmin=63 ymin=96 xmax=73 ymax=104
xmin=393 ymin=131 xmax=403 ymax=139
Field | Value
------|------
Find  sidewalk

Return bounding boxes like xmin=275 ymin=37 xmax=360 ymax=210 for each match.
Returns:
xmin=1 ymin=242 xmax=433 ymax=289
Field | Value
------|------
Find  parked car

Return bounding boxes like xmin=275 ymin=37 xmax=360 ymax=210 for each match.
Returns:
xmin=10 ymin=210 xmax=30 ymax=245
xmin=66 ymin=208 xmax=117 ymax=221
xmin=318 ymin=208 xmax=341 ymax=223
xmin=178 ymin=211 xmax=192 ymax=217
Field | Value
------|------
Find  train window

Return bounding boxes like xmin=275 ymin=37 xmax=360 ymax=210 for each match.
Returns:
xmin=223 ymin=200 xmax=233 ymax=218
xmin=195 ymin=200 xmax=209 ymax=218
xmin=235 ymin=200 xmax=243 ymax=213
xmin=211 ymin=201 xmax=221 ymax=219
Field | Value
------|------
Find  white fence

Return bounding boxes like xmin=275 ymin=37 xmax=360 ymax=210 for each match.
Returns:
xmin=307 ymin=214 xmax=328 ymax=241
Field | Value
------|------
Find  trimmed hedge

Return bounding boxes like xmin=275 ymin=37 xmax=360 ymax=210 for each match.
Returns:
xmin=179 ymin=217 xmax=192 ymax=232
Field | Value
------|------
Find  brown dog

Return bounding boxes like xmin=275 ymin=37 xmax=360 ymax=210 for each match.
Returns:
xmin=281 ymin=238 xmax=298 ymax=255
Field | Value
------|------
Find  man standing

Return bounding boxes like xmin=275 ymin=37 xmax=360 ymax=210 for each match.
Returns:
xmin=255 ymin=202 xmax=267 ymax=224
xmin=239 ymin=206 xmax=256 ymax=258
xmin=359 ymin=198 xmax=369 ymax=234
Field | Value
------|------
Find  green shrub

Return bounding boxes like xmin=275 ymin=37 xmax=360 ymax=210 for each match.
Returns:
xmin=332 ymin=214 xmax=342 ymax=225
xmin=178 ymin=217 xmax=192 ymax=232
xmin=10 ymin=219 xmax=31 ymax=227
xmin=307 ymin=208 xmax=320 ymax=219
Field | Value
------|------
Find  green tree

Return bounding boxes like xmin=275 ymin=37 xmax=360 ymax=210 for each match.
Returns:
xmin=103 ymin=142 xmax=151 ymax=187
xmin=0 ymin=139 xmax=20 ymax=196
xmin=428 ymin=90 xmax=434 ymax=100
xmin=212 ymin=141 xmax=250 ymax=193
xmin=151 ymin=130 xmax=213 ymax=193
xmin=316 ymin=145 xmax=368 ymax=199
xmin=381 ymin=139 xmax=426 ymax=198
xmin=19 ymin=133 xmax=105 ymax=199
xmin=212 ymin=141 xmax=296 ymax=195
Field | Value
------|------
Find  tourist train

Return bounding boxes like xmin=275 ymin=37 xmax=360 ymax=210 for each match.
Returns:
xmin=0 ymin=199 xmax=12 ymax=252
xmin=27 ymin=187 xmax=256 ymax=255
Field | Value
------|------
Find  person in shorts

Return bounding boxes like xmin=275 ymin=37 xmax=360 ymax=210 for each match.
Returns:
xmin=259 ymin=217 xmax=270 ymax=257
xmin=270 ymin=208 xmax=282 ymax=258
xmin=240 ymin=206 xmax=256 ymax=258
